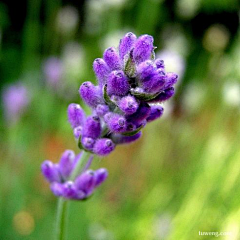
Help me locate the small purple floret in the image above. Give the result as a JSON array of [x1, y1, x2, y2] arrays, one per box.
[[147, 105, 164, 122], [118, 95, 139, 115], [107, 70, 130, 96], [41, 161, 61, 183], [81, 137, 95, 151], [59, 150, 75, 179], [133, 35, 154, 64], [74, 126, 83, 139], [95, 168, 108, 186], [93, 58, 110, 87], [119, 32, 137, 61], [82, 115, 102, 139], [79, 82, 103, 108], [93, 138, 115, 156], [68, 103, 85, 128], [103, 47, 122, 71], [104, 113, 127, 133], [148, 87, 175, 103]]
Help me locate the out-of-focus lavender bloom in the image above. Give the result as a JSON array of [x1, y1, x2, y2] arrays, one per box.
[[41, 150, 108, 200], [2, 83, 30, 124], [67, 32, 179, 156], [43, 57, 63, 89]]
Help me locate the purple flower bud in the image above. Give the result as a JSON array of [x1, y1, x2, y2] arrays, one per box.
[[62, 181, 78, 199], [107, 70, 130, 96], [50, 182, 63, 196], [81, 137, 95, 151], [74, 126, 83, 139], [118, 95, 139, 115], [75, 170, 96, 195], [93, 58, 110, 87], [145, 72, 166, 94], [146, 105, 164, 122], [41, 160, 61, 183], [68, 103, 85, 128], [155, 59, 165, 69], [137, 60, 156, 81], [93, 138, 115, 156], [58, 150, 75, 179], [43, 57, 63, 88], [119, 32, 137, 60], [3, 83, 30, 124], [95, 104, 110, 117], [94, 168, 108, 186], [112, 131, 142, 144], [79, 82, 103, 108], [148, 87, 175, 103], [82, 115, 101, 139], [164, 73, 178, 89], [127, 102, 151, 124], [133, 35, 154, 64], [104, 113, 127, 133], [103, 47, 122, 71]]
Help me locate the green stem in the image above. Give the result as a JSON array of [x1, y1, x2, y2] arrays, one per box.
[[55, 198, 68, 240], [55, 151, 92, 240], [70, 151, 92, 181]]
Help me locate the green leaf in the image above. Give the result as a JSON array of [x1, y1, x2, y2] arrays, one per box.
[[122, 124, 144, 136], [103, 84, 117, 108], [130, 88, 160, 101]]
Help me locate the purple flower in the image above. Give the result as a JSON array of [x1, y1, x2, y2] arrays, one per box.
[[119, 32, 137, 61], [41, 149, 108, 200], [41, 160, 61, 183], [148, 87, 175, 103], [103, 47, 122, 71], [147, 105, 164, 122], [58, 150, 75, 179], [107, 70, 130, 96], [133, 35, 154, 64], [43, 57, 63, 88], [81, 137, 96, 151], [93, 58, 110, 87], [104, 113, 127, 133], [111, 131, 142, 144], [66, 32, 178, 156], [2, 83, 30, 124], [118, 95, 139, 115], [82, 115, 102, 139], [93, 138, 115, 156], [68, 103, 86, 128], [79, 82, 103, 108]]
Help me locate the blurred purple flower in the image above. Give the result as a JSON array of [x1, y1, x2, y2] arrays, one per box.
[[43, 57, 63, 89], [41, 150, 108, 200], [2, 83, 30, 124]]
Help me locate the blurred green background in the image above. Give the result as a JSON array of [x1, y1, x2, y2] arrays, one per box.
[[0, 0, 240, 239]]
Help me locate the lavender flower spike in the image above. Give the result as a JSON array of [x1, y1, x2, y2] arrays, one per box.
[[3, 83, 30, 124], [66, 32, 179, 156], [41, 150, 108, 200]]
